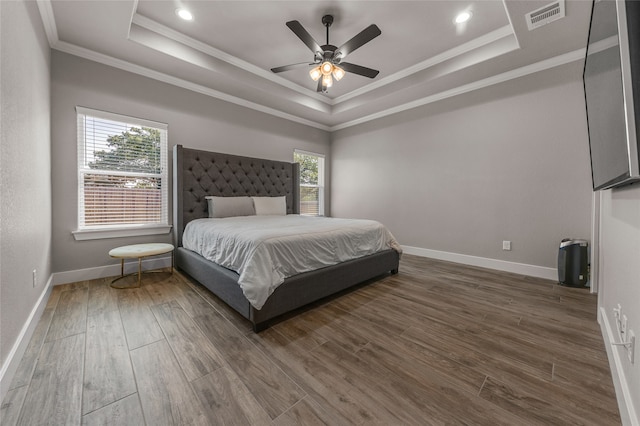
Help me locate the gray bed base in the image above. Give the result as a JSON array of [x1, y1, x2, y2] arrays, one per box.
[[177, 247, 399, 331], [173, 144, 400, 332]]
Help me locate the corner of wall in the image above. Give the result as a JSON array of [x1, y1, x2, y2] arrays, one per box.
[[0, 276, 54, 403]]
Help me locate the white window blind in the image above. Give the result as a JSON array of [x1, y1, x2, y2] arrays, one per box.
[[294, 150, 325, 216], [76, 107, 168, 230]]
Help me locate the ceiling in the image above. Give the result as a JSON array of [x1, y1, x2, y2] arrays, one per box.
[[38, 1, 593, 131]]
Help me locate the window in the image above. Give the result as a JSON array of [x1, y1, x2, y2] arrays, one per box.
[[294, 150, 325, 216], [74, 107, 169, 240]]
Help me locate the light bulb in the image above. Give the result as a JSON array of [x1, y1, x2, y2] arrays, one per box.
[[309, 66, 322, 81], [321, 61, 333, 76], [176, 8, 193, 21], [322, 74, 333, 88], [332, 66, 345, 81], [455, 11, 472, 24]]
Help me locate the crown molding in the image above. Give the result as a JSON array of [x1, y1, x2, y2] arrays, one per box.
[[52, 40, 331, 131], [330, 47, 586, 131], [48, 37, 586, 134], [501, 0, 521, 50], [37, 0, 586, 134], [131, 12, 518, 110], [131, 13, 331, 105], [127, 0, 139, 40], [36, 0, 59, 47], [331, 0, 515, 104], [333, 24, 516, 104]]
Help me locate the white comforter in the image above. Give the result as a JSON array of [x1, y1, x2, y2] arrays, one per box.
[[182, 215, 401, 310]]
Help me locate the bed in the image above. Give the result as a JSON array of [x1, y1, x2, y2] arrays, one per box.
[[173, 145, 400, 331]]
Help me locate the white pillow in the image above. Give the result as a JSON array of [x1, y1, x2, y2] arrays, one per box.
[[205, 196, 255, 218], [252, 196, 286, 215]]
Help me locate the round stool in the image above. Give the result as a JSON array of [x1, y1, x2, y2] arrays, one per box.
[[109, 243, 174, 288]]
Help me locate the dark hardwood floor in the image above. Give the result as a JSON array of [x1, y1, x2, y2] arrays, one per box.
[[0, 255, 620, 425]]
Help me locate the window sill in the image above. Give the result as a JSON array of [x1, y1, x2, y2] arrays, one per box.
[[72, 225, 172, 241]]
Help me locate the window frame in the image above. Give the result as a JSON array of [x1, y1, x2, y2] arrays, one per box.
[[294, 149, 325, 216], [72, 107, 171, 241]]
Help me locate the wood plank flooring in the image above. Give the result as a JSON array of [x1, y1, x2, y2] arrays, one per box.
[[0, 255, 620, 425]]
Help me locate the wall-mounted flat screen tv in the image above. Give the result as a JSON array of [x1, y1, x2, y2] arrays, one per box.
[[583, 0, 640, 190]]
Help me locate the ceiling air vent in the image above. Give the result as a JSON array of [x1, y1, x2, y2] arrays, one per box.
[[525, 0, 565, 31]]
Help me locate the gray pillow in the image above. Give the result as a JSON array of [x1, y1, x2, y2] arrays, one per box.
[[205, 196, 255, 218], [252, 196, 286, 215]]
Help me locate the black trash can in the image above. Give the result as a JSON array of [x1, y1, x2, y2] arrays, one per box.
[[557, 239, 589, 287]]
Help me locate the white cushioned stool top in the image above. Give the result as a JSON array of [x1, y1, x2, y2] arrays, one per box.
[[109, 243, 174, 258]]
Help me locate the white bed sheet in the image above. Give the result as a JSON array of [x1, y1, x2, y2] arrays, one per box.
[[182, 215, 401, 309]]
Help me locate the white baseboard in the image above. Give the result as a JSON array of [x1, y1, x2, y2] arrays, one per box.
[[401, 245, 557, 281], [0, 274, 54, 404], [51, 256, 173, 285], [599, 307, 639, 426]]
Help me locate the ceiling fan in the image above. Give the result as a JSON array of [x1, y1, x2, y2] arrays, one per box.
[[271, 15, 381, 93]]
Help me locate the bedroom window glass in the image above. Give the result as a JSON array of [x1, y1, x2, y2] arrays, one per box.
[[75, 107, 169, 239], [294, 150, 325, 216]]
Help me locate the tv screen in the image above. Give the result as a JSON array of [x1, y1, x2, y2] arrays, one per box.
[[583, 0, 640, 190]]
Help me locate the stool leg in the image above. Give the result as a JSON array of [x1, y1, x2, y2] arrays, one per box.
[[171, 251, 174, 274], [120, 259, 124, 277], [137, 257, 142, 287]]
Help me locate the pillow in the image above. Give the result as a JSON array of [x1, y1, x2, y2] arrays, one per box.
[[252, 196, 286, 216], [205, 196, 255, 218]]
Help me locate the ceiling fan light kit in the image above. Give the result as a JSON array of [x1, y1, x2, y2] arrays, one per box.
[[309, 61, 344, 86], [321, 61, 333, 75], [271, 14, 381, 93], [322, 74, 333, 88], [333, 65, 345, 81], [309, 66, 322, 81]]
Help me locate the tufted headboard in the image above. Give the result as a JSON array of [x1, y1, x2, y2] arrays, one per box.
[[173, 145, 300, 247]]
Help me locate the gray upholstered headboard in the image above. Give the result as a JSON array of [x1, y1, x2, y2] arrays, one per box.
[[173, 145, 300, 247]]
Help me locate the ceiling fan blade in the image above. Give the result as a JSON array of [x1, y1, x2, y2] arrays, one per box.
[[286, 20, 323, 55], [340, 62, 380, 78], [317, 78, 324, 92], [271, 62, 312, 73], [336, 24, 381, 59]]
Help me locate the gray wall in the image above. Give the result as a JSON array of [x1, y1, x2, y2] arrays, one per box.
[[598, 186, 640, 422], [50, 51, 331, 273], [0, 1, 52, 369], [5, 17, 640, 418], [331, 62, 593, 269]]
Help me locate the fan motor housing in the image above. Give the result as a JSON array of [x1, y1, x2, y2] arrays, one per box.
[[321, 45, 338, 61]]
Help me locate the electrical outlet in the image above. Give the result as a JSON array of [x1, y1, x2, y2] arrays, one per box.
[[502, 241, 511, 251], [621, 315, 628, 340], [32, 269, 37, 288], [614, 304, 622, 328], [628, 330, 635, 364]]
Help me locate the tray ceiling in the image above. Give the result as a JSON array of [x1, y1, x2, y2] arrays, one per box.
[[39, 1, 593, 131]]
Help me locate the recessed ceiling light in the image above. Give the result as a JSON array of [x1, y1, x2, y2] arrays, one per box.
[[176, 8, 193, 21], [455, 11, 472, 24]]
